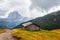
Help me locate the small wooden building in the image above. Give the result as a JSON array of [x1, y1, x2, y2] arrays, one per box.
[[22, 22, 40, 31]]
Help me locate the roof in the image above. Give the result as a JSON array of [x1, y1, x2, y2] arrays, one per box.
[[22, 22, 33, 27], [22, 22, 40, 27]]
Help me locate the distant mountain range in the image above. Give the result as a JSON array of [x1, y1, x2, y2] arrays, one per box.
[[15, 10, 60, 30], [0, 11, 29, 29]]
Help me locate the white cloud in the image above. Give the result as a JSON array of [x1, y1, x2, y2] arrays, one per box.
[[0, 0, 60, 19], [0, 0, 32, 18], [48, 6, 60, 13], [0, 0, 46, 18], [30, 8, 46, 18]]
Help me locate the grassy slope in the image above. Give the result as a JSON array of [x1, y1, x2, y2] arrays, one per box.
[[12, 28, 60, 40], [0, 29, 6, 34]]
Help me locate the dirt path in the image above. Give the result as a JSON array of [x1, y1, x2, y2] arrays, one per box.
[[0, 30, 17, 40]]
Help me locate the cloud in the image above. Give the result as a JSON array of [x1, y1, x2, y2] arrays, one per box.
[[30, 8, 47, 18], [30, 0, 59, 11], [30, 0, 60, 18], [48, 6, 60, 13], [0, 0, 60, 19], [0, 0, 32, 18]]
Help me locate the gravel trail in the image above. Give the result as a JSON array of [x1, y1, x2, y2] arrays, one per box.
[[0, 30, 17, 40]]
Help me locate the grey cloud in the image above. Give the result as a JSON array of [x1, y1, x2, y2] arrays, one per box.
[[0, 0, 5, 3], [0, 9, 7, 16], [30, 0, 60, 11]]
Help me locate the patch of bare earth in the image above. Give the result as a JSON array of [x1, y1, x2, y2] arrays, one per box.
[[0, 29, 18, 40]]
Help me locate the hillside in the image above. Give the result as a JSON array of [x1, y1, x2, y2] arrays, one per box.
[[12, 28, 60, 40], [15, 10, 60, 30], [31, 11, 60, 30], [0, 29, 60, 40]]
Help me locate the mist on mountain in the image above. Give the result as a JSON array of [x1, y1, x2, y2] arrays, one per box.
[[31, 10, 60, 30], [0, 11, 30, 29], [15, 10, 60, 30]]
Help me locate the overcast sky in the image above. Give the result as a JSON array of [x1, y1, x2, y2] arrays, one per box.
[[0, 0, 60, 18]]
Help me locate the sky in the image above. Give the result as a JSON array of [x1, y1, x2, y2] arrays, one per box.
[[0, 0, 60, 18]]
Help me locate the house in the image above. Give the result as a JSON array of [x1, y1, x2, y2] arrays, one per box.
[[22, 22, 40, 31]]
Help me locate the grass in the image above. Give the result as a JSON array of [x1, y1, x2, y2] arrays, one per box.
[[12, 28, 60, 40], [0, 29, 6, 34]]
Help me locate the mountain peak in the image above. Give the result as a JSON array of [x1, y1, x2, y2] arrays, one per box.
[[7, 11, 23, 20]]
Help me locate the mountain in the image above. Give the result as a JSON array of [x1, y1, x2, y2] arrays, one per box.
[[7, 11, 23, 21], [31, 11, 60, 30], [15, 10, 60, 30], [0, 11, 29, 29]]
